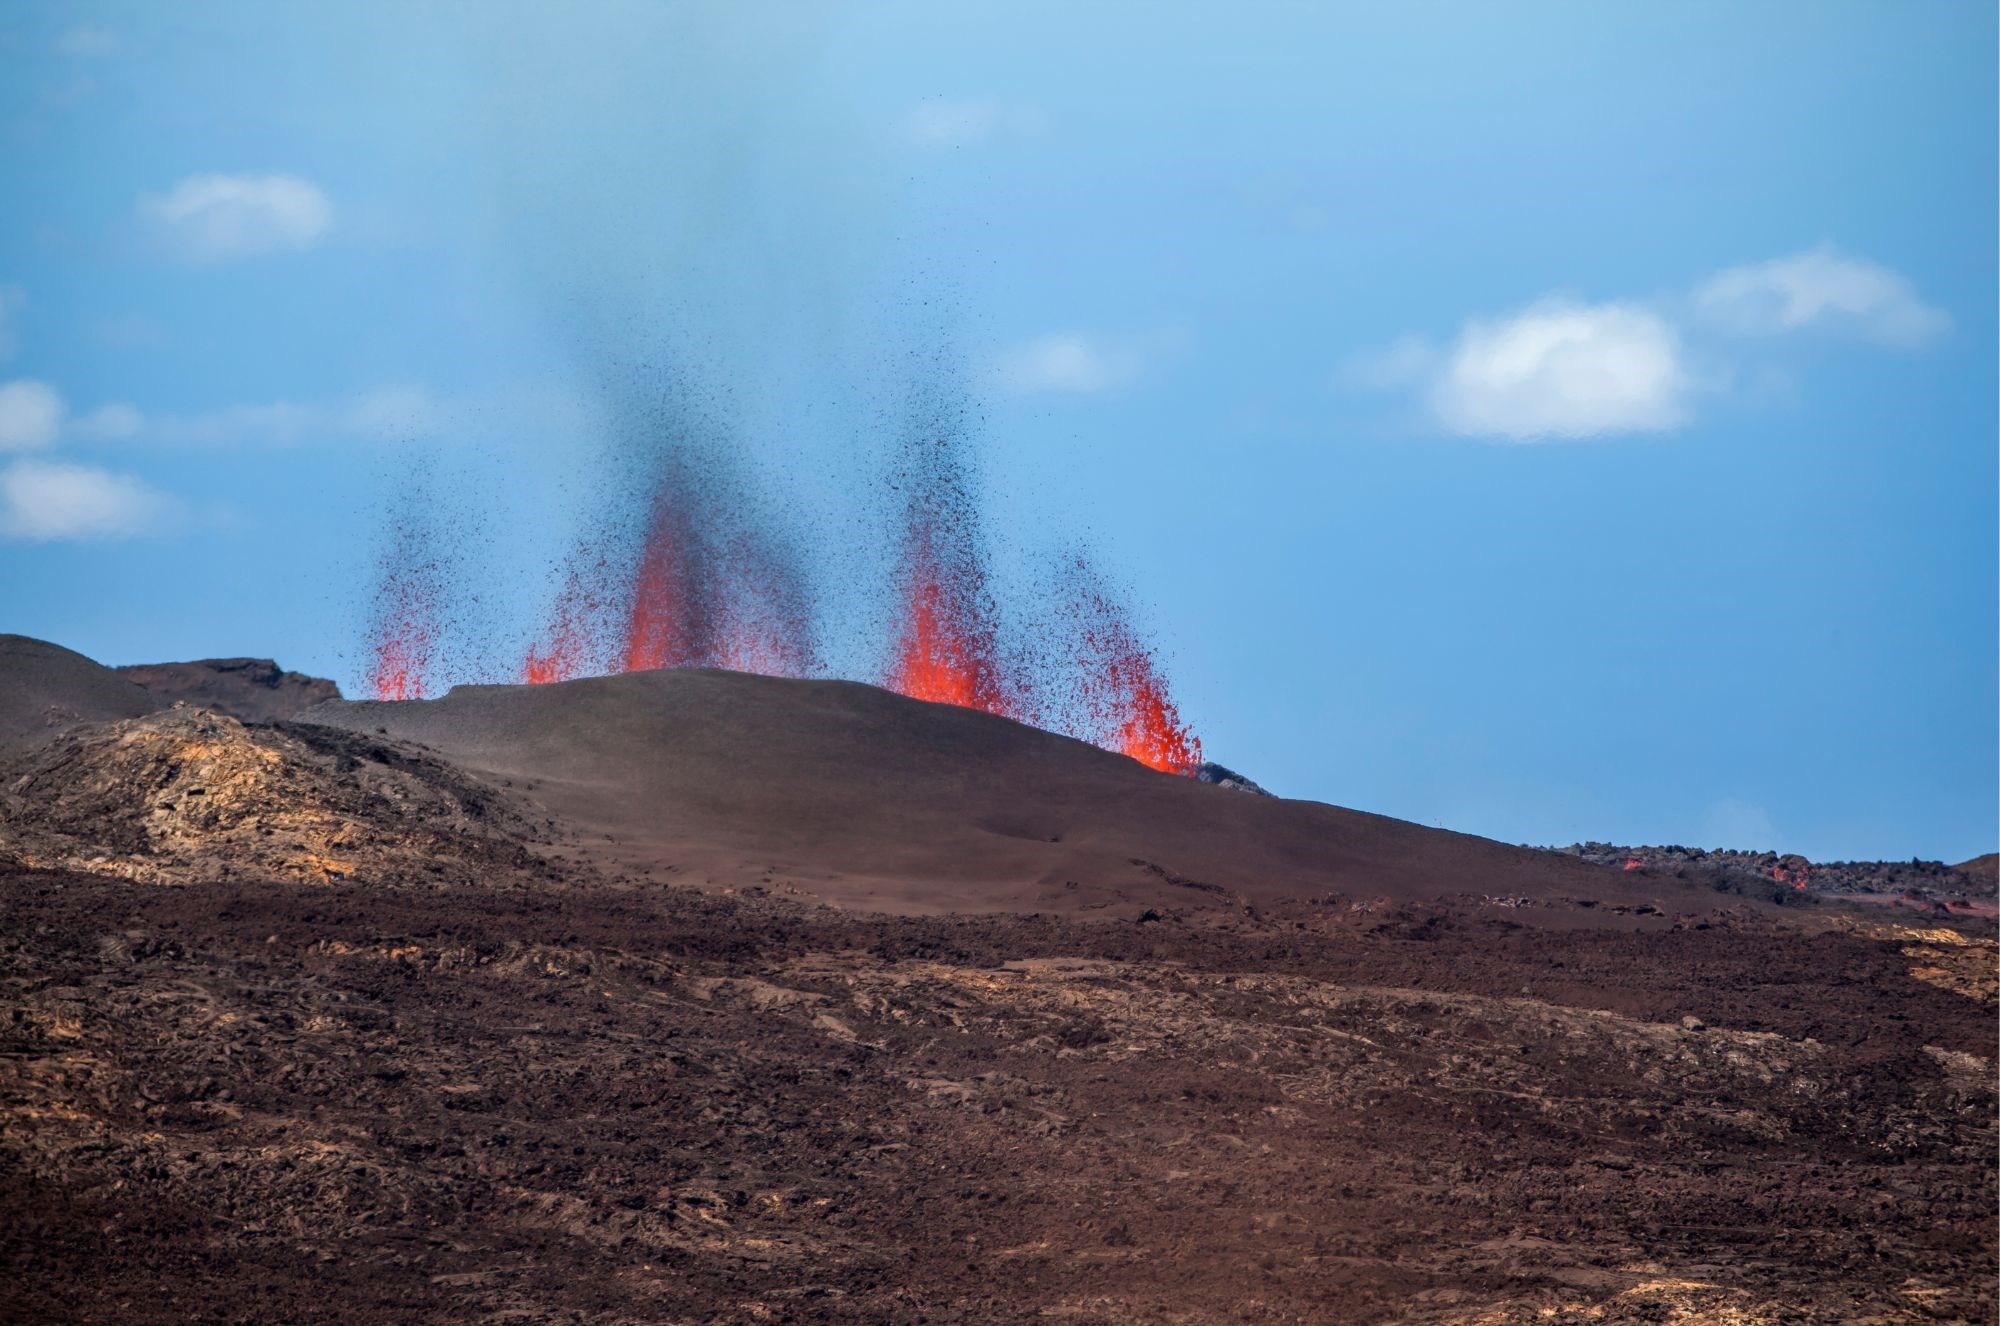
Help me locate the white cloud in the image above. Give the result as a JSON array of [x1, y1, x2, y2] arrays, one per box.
[[0, 284, 23, 359], [140, 173, 333, 262], [1344, 246, 1943, 441], [0, 458, 175, 541], [0, 379, 65, 451], [1428, 299, 1690, 440], [1694, 244, 1949, 349], [985, 329, 1185, 397], [89, 384, 446, 446], [54, 25, 120, 58]]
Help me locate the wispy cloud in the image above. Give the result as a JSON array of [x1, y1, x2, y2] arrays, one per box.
[[2, 378, 454, 451], [0, 458, 178, 541], [984, 328, 1186, 397], [140, 173, 333, 262], [1692, 244, 1950, 349], [81, 384, 446, 446], [0, 379, 65, 451], [1341, 246, 1945, 442]]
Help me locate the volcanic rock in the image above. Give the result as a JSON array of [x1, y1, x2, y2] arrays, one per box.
[[299, 668, 1669, 917], [1195, 760, 1270, 795], [1, 866, 1991, 1323], [116, 656, 342, 723], [0, 705, 558, 888], [0, 634, 161, 755], [1559, 840, 1997, 909], [1, 638, 1994, 1322]]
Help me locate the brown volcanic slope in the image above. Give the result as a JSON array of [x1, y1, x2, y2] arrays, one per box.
[[116, 656, 340, 723], [301, 669, 1657, 918], [2, 642, 1994, 1321], [0, 634, 162, 754]]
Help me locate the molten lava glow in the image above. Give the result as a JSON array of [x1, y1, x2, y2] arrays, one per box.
[[888, 554, 1010, 715], [623, 496, 702, 674], [522, 557, 608, 686], [1063, 568, 1203, 776], [370, 630, 430, 701], [1622, 857, 1644, 872], [1110, 655, 1203, 774], [1769, 862, 1812, 891], [366, 528, 442, 702], [366, 401, 1202, 770]]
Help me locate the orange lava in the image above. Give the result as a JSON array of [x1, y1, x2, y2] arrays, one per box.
[[369, 631, 430, 701], [366, 530, 440, 702], [522, 555, 609, 685], [1622, 857, 1644, 872], [1063, 565, 1202, 775], [623, 495, 703, 674], [1110, 653, 1203, 774], [1769, 861, 1812, 890], [888, 547, 1009, 715]]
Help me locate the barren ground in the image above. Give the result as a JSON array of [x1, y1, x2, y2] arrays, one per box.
[[3, 870, 1991, 1324]]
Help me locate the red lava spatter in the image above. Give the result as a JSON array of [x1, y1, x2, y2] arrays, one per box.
[[522, 550, 616, 685], [623, 483, 713, 674], [883, 390, 1018, 719], [709, 528, 817, 679], [366, 504, 446, 702], [1054, 556, 1203, 775], [520, 437, 816, 684], [379, 375, 1200, 771]]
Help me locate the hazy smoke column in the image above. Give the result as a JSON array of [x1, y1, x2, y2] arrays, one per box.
[[366, 478, 446, 701], [883, 376, 1018, 718]]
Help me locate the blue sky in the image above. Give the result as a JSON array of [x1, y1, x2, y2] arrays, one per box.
[[1, 1, 1993, 861]]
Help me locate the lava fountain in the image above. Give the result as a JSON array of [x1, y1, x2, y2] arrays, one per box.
[[1056, 556, 1203, 775], [521, 548, 614, 685], [366, 489, 445, 701], [371, 376, 1204, 775], [883, 389, 1017, 718]]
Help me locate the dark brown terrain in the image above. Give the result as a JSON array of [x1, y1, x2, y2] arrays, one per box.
[[116, 656, 343, 724], [1, 638, 1994, 1323], [295, 670, 1653, 918]]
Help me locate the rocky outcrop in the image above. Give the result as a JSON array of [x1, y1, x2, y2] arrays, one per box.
[[1194, 760, 1271, 795], [0, 706, 559, 888], [117, 657, 342, 723]]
